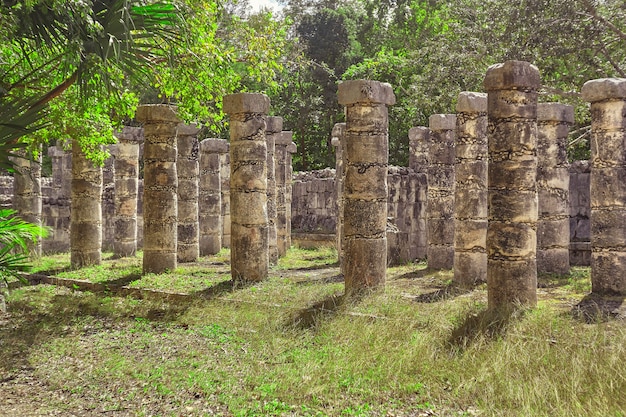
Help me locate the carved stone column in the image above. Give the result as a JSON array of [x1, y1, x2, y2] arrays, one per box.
[[582, 78, 626, 295], [286, 138, 297, 251], [176, 123, 200, 263], [223, 93, 270, 282], [454, 92, 488, 286], [199, 138, 228, 255], [276, 131, 293, 256], [220, 148, 231, 249], [331, 123, 346, 272], [113, 127, 140, 258], [266, 117, 282, 264], [136, 104, 180, 274], [338, 80, 395, 295], [11, 149, 42, 256], [484, 60, 540, 309], [537, 103, 573, 274], [427, 114, 456, 270], [408, 126, 429, 174], [71, 141, 103, 268]]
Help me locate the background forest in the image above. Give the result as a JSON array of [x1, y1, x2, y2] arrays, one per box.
[[2, 0, 626, 171]]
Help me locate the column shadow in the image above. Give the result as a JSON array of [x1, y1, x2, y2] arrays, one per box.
[[572, 294, 626, 323], [287, 294, 344, 329], [447, 308, 518, 352]]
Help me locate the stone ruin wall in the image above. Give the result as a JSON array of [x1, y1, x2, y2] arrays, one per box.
[[292, 162, 591, 266]]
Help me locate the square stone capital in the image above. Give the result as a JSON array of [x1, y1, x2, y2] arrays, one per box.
[[135, 104, 180, 123], [266, 116, 284, 134], [276, 131, 293, 146], [223, 93, 270, 114], [456, 91, 487, 113], [408, 126, 429, 141], [429, 114, 457, 131], [537, 103, 574, 123], [200, 138, 229, 154], [331, 123, 346, 142], [177, 122, 200, 136], [483, 60, 541, 91], [581, 78, 626, 103], [338, 80, 396, 106]]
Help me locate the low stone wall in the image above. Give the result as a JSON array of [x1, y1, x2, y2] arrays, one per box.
[[292, 168, 337, 235]]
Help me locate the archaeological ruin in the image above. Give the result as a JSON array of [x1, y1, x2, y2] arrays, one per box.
[[3, 60, 626, 308]]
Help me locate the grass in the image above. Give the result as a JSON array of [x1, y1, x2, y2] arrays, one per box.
[[1, 248, 626, 416]]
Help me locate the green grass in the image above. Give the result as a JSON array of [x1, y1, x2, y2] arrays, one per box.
[[2, 248, 626, 416]]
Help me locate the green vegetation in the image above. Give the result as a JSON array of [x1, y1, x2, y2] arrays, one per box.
[[2, 247, 625, 416]]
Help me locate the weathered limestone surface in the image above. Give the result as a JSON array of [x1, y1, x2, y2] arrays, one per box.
[[136, 104, 180, 274], [582, 77, 626, 294], [569, 160, 591, 266], [224, 93, 270, 282], [199, 138, 228, 255], [286, 138, 297, 251], [220, 149, 231, 248], [71, 140, 103, 268], [338, 80, 395, 294], [331, 123, 346, 272], [484, 60, 540, 309], [43, 145, 71, 253], [427, 114, 456, 270], [113, 127, 140, 258], [266, 116, 282, 264], [454, 92, 488, 286], [176, 123, 200, 263], [11, 149, 43, 256], [537, 103, 573, 274], [276, 131, 295, 256], [408, 126, 429, 174]]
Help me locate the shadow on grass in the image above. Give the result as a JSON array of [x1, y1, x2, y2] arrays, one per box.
[[413, 285, 472, 303], [447, 308, 519, 352], [394, 267, 436, 280], [283, 262, 340, 272], [572, 293, 626, 323], [192, 279, 245, 300], [288, 294, 344, 329], [293, 274, 344, 286]]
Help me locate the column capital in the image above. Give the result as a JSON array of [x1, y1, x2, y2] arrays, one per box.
[[408, 126, 429, 141], [266, 116, 283, 134], [276, 131, 293, 146], [429, 114, 456, 131], [456, 91, 487, 113], [200, 138, 229, 154], [338, 80, 395, 106], [537, 103, 574, 123], [135, 104, 180, 123], [483, 60, 540, 91], [177, 122, 200, 136], [581, 78, 626, 103], [223, 93, 270, 114]]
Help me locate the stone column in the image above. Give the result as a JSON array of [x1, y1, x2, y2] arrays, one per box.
[[427, 114, 456, 270], [101, 145, 116, 251], [453, 92, 488, 286], [176, 123, 200, 263], [408, 126, 429, 174], [266, 117, 282, 264], [484, 60, 540, 309], [70, 141, 103, 268], [135, 104, 180, 274], [338, 80, 395, 295], [582, 78, 626, 295], [44, 145, 71, 253], [220, 149, 231, 248], [223, 93, 270, 282], [199, 138, 228, 255], [276, 131, 292, 256], [11, 149, 43, 256], [537, 103, 573, 275], [113, 128, 140, 258], [285, 137, 296, 252], [331, 123, 346, 271]]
